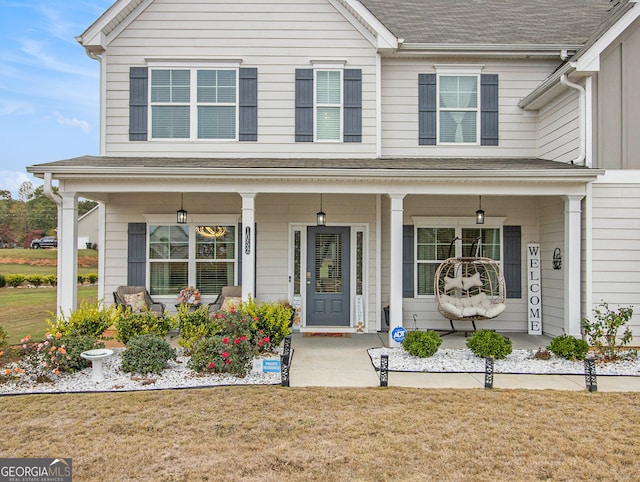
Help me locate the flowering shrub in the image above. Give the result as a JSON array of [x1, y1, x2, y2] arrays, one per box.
[[9, 333, 104, 383], [190, 308, 255, 376], [177, 286, 201, 305]]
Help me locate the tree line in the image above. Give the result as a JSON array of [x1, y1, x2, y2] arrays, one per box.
[[0, 181, 97, 248]]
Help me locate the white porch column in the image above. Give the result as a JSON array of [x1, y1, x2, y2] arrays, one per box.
[[563, 195, 584, 336], [241, 193, 257, 301], [58, 192, 79, 317], [389, 194, 405, 347]]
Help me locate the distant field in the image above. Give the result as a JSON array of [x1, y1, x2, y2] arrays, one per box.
[[0, 248, 98, 276], [0, 249, 100, 344]]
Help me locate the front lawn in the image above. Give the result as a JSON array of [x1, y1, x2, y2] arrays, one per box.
[[0, 286, 98, 345]]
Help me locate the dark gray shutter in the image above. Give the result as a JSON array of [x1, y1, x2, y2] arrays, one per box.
[[481, 74, 499, 146], [129, 67, 148, 141], [403, 225, 414, 298], [127, 223, 146, 285], [418, 74, 436, 145], [239, 68, 257, 141], [343, 69, 362, 142], [503, 225, 521, 298], [295, 69, 313, 142]]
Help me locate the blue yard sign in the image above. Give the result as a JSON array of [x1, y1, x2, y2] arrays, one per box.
[[391, 326, 407, 343]]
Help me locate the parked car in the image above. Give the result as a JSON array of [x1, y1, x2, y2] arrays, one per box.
[[31, 236, 58, 249]]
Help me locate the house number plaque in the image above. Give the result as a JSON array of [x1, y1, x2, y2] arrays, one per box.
[[245, 226, 251, 255]]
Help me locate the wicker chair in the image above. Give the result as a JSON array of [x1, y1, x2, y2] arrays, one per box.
[[208, 286, 242, 312], [113, 286, 166, 317]]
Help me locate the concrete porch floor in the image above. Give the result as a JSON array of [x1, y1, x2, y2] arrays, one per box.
[[287, 332, 640, 392]]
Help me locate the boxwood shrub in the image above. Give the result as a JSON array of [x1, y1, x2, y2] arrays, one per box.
[[121, 334, 176, 374], [402, 330, 442, 358], [466, 329, 513, 359], [547, 334, 590, 361]]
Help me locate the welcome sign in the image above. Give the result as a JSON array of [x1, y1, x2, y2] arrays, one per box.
[[527, 243, 542, 335]]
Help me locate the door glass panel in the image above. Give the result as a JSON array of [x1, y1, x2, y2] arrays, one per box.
[[315, 233, 342, 293], [293, 230, 301, 295]]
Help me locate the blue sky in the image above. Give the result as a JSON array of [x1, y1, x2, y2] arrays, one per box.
[[0, 0, 113, 197]]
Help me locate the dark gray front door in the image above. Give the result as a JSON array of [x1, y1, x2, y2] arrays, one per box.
[[306, 226, 350, 326]]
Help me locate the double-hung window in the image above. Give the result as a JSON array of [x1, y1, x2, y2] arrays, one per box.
[[416, 224, 501, 296], [148, 223, 236, 297], [438, 75, 479, 143], [315, 70, 342, 141], [150, 67, 238, 140]]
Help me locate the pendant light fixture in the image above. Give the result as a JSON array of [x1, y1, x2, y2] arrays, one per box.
[[475, 195, 485, 225], [316, 193, 326, 226], [177, 193, 188, 224]]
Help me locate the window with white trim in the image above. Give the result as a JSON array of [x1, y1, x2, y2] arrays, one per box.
[[438, 74, 479, 144], [150, 68, 238, 140], [148, 224, 236, 296], [416, 226, 501, 295], [315, 70, 342, 141]]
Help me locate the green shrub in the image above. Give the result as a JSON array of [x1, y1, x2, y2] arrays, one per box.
[[583, 302, 634, 360], [47, 300, 117, 338], [86, 273, 99, 284], [115, 309, 175, 344], [26, 274, 44, 287], [44, 274, 57, 286], [77, 274, 86, 284], [177, 304, 216, 352], [6, 274, 25, 288], [121, 334, 176, 374], [0, 324, 7, 350], [242, 297, 292, 350], [402, 330, 442, 358], [466, 329, 512, 360], [547, 334, 590, 361], [0, 274, 5, 288]]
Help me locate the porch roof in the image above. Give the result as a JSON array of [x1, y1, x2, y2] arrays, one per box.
[[28, 156, 602, 180]]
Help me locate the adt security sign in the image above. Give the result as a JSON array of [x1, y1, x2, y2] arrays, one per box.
[[391, 326, 407, 343]]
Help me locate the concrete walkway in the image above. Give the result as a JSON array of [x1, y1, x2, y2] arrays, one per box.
[[288, 332, 640, 392]]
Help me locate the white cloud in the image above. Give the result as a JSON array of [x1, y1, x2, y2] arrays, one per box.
[[0, 99, 34, 116], [0, 170, 38, 198], [19, 38, 97, 78], [54, 112, 90, 133]]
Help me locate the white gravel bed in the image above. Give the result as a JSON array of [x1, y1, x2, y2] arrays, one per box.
[[368, 347, 640, 376], [0, 349, 282, 395]]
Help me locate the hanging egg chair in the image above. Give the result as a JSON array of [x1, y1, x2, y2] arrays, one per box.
[[434, 237, 506, 334]]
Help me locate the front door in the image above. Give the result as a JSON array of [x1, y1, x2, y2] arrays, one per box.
[[306, 226, 350, 326]]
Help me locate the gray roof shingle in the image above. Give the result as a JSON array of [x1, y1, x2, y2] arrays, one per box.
[[359, 0, 618, 45]]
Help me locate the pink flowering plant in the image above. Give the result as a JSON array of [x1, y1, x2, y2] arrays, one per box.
[[189, 308, 255, 377], [9, 333, 104, 384]]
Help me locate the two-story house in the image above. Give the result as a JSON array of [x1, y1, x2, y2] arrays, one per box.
[[28, 0, 640, 346]]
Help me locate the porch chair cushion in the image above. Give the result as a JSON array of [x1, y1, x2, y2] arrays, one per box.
[[123, 291, 146, 313], [208, 286, 242, 312], [113, 286, 166, 317]]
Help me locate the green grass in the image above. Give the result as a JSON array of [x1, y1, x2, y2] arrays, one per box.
[[0, 264, 97, 276], [0, 286, 98, 345]]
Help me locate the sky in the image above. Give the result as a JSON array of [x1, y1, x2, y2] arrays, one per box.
[[0, 0, 113, 198]]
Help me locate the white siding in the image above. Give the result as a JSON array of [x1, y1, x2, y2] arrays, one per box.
[[538, 197, 565, 336], [537, 89, 580, 163], [380, 58, 559, 158], [590, 181, 640, 334], [103, 0, 378, 158]]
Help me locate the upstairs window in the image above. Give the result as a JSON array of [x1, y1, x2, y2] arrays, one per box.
[[150, 68, 238, 140], [418, 70, 498, 146], [315, 70, 342, 141], [438, 75, 478, 144]]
